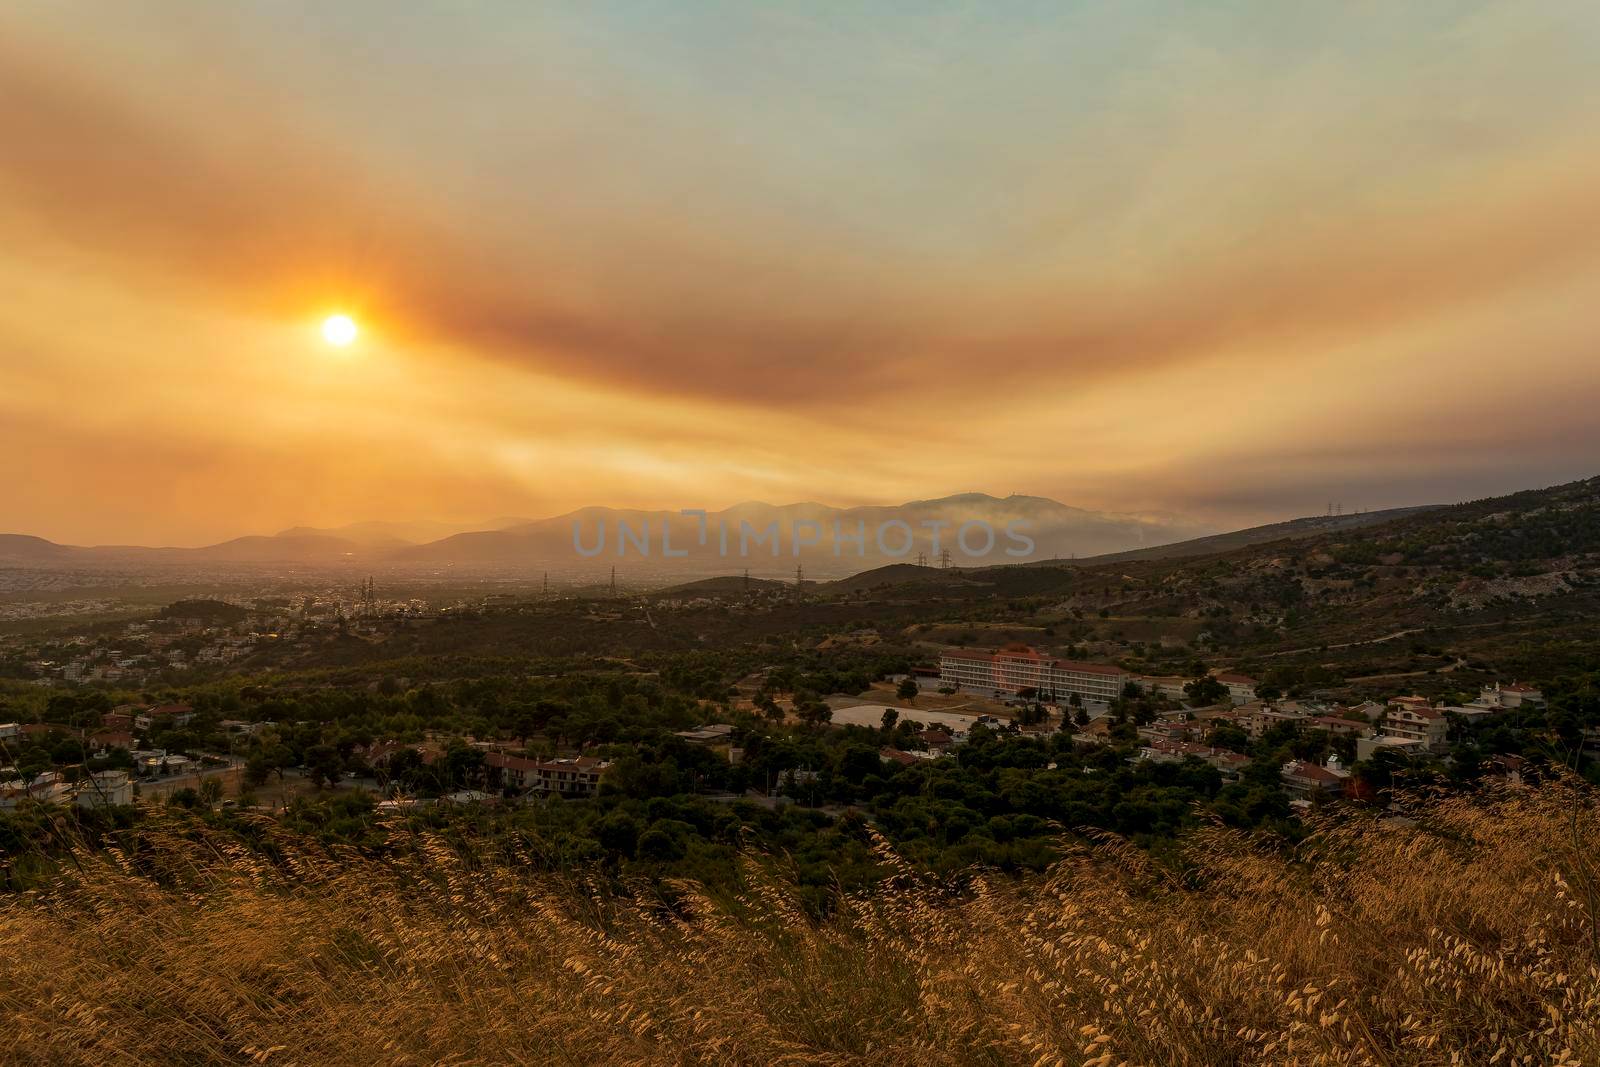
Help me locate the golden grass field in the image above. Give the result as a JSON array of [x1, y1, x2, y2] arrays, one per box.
[[3, 782, 1599, 1065]]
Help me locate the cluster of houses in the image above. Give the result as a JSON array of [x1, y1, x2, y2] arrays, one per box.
[[354, 737, 615, 800], [7, 591, 439, 690], [1075, 681, 1548, 804]]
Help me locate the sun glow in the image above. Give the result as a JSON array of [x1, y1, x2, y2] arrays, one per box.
[[321, 314, 358, 346]]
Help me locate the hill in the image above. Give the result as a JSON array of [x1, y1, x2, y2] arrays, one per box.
[[1060, 504, 1443, 564], [649, 575, 792, 597], [0, 533, 73, 563]]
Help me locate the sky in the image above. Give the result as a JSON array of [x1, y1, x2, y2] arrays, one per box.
[[3, 1, 1599, 546]]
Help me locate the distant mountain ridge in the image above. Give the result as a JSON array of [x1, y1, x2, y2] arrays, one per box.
[[388, 495, 1215, 571], [0, 494, 1213, 573]]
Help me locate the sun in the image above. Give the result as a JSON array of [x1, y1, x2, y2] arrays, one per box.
[[321, 314, 358, 347]]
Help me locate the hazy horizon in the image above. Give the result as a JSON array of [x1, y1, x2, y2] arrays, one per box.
[[6, 2, 1599, 545], [1, 486, 1456, 551]]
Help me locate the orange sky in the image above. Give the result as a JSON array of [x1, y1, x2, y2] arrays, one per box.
[[3, 2, 1599, 546]]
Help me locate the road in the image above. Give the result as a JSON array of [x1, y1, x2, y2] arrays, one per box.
[[1257, 627, 1427, 660]]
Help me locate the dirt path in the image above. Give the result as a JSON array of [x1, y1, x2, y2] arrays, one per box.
[[1259, 627, 1427, 659]]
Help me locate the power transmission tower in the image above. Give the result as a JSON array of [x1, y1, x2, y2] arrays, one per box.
[[915, 551, 927, 567], [609, 566, 616, 597], [939, 548, 951, 569]]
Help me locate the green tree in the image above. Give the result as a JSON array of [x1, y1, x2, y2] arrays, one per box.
[[1184, 675, 1229, 707], [305, 745, 343, 789]]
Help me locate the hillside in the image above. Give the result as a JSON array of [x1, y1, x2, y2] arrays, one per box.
[[1061, 504, 1443, 565], [649, 575, 791, 597]]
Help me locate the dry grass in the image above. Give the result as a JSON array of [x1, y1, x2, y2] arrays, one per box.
[[4, 783, 1600, 1065]]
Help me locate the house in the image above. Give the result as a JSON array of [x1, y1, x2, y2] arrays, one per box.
[[1137, 718, 1195, 743], [1476, 683, 1545, 710], [0, 770, 74, 809], [1437, 705, 1497, 724], [1343, 701, 1387, 722], [1356, 733, 1427, 761], [1213, 673, 1258, 705], [1306, 715, 1368, 737], [1379, 702, 1450, 753], [0, 723, 23, 740], [89, 730, 134, 753], [675, 724, 735, 745], [1281, 757, 1349, 797], [1135, 675, 1191, 701], [484, 752, 608, 796], [1239, 702, 1312, 738], [75, 770, 134, 808], [1487, 754, 1528, 786], [917, 728, 956, 755], [1136, 739, 1250, 776], [879, 747, 921, 768], [440, 789, 494, 805], [103, 710, 137, 731], [134, 704, 194, 731]]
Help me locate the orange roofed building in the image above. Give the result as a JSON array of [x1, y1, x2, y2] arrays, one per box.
[[484, 752, 608, 797], [939, 645, 1129, 703]]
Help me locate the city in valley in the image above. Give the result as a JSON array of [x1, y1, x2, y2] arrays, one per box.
[[4, 478, 1594, 832]]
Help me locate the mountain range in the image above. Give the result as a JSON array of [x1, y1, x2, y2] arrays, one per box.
[[0, 495, 1216, 574]]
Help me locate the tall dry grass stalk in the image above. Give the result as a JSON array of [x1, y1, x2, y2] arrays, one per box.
[[3, 781, 1599, 1065]]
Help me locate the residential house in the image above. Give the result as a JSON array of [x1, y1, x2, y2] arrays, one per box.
[[1238, 701, 1312, 739], [1476, 683, 1545, 710], [484, 752, 607, 796], [0, 770, 74, 809], [76, 770, 134, 808], [1487, 754, 1528, 786], [1281, 757, 1350, 798], [1306, 715, 1369, 737], [675, 724, 735, 745], [1137, 718, 1196, 744], [89, 730, 134, 753], [134, 704, 195, 731], [1356, 733, 1427, 761], [1214, 672, 1258, 704], [1136, 739, 1250, 777], [1379, 702, 1450, 753]]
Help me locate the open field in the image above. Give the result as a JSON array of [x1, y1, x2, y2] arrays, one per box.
[[826, 700, 984, 732]]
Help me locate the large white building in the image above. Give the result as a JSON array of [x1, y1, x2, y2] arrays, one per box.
[[940, 646, 1129, 703]]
